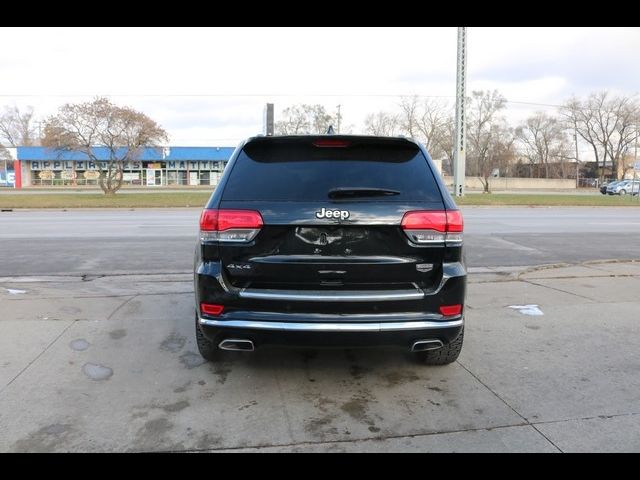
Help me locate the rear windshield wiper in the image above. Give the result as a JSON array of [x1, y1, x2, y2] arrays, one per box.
[[328, 187, 401, 199]]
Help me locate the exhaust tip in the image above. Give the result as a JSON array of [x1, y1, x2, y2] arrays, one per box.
[[218, 339, 255, 352], [411, 339, 443, 352]]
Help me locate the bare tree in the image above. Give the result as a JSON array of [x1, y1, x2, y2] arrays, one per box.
[[0, 106, 39, 146], [467, 90, 510, 193], [396, 96, 455, 171], [437, 116, 456, 175], [364, 111, 400, 136], [275, 104, 336, 135], [398, 97, 451, 152], [414, 99, 450, 156], [42, 97, 168, 195], [399, 96, 420, 138], [516, 112, 571, 178], [563, 92, 640, 180]]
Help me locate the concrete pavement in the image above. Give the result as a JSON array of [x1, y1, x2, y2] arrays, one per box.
[[1, 261, 639, 452]]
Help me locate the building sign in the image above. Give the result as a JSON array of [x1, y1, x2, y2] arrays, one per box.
[[31, 160, 144, 171], [0, 172, 15, 187], [37, 170, 54, 180], [165, 161, 223, 170], [123, 172, 140, 181], [30, 159, 224, 171], [167, 161, 188, 170], [83, 171, 100, 180], [61, 171, 77, 180]]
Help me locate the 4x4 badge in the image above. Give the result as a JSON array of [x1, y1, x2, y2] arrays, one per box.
[[315, 207, 350, 220]]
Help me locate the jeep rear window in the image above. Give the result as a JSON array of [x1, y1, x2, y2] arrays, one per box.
[[222, 141, 442, 202]]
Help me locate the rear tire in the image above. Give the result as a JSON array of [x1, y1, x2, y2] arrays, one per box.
[[195, 314, 218, 362], [414, 328, 464, 365], [619, 189, 627, 195]]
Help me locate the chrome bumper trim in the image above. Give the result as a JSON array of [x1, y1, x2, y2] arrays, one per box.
[[198, 317, 463, 332], [238, 288, 425, 302]]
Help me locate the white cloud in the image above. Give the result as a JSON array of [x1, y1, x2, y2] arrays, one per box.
[[0, 27, 638, 146]]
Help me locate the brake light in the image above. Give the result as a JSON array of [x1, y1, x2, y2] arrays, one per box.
[[201, 303, 224, 316], [199, 209, 263, 243], [401, 210, 464, 244], [439, 304, 462, 316], [445, 210, 463, 232], [312, 139, 352, 148]]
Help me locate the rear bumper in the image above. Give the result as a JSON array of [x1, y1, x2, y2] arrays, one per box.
[[198, 314, 464, 348], [195, 260, 466, 315], [194, 259, 466, 349]]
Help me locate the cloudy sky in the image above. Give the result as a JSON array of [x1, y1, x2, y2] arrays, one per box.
[[0, 27, 638, 146]]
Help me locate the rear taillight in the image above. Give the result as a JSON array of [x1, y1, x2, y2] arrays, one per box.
[[199, 209, 263, 243], [439, 304, 462, 316], [401, 210, 464, 245], [201, 303, 224, 316]]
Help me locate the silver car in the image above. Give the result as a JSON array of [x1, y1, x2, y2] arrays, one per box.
[[607, 180, 640, 195]]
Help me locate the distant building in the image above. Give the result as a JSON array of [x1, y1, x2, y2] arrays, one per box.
[[13, 146, 235, 188]]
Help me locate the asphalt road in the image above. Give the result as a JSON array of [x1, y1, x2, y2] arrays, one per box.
[[1, 207, 639, 276]]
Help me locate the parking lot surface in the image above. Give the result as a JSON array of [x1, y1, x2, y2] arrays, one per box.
[[1, 261, 639, 452]]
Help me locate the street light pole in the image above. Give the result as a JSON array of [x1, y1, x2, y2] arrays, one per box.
[[453, 27, 467, 197]]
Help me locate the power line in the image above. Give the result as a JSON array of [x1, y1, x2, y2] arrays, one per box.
[[0, 93, 457, 98]]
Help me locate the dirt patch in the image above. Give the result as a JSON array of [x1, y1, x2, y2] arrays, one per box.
[[109, 329, 127, 340], [161, 332, 187, 353], [173, 381, 191, 393], [238, 400, 258, 411], [12, 423, 74, 452], [161, 400, 190, 413], [212, 362, 232, 384], [134, 417, 173, 450], [341, 397, 369, 422], [196, 433, 223, 450], [381, 371, 420, 387], [349, 364, 372, 380], [179, 351, 206, 369]]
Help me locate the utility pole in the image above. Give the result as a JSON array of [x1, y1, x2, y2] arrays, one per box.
[[634, 124, 639, 199], [574, 126, 579, 189], [336, 105, 342, 134], [634, 124, 638, 169], [264, 103, 274, 136], [453, 27, 467, 197]]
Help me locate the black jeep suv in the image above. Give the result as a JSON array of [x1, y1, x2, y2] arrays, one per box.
[[194, 135, 466, 364]]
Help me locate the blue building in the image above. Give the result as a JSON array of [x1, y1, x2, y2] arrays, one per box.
[[14, 146, 235, 188]]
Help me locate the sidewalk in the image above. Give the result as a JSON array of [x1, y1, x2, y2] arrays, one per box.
[[0, 186, 213, 195], [1, 261, 639, 452]]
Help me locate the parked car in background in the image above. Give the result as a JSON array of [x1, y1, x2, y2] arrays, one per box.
[[607, 180, 640, 195], [601, 181, 618, 195]]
